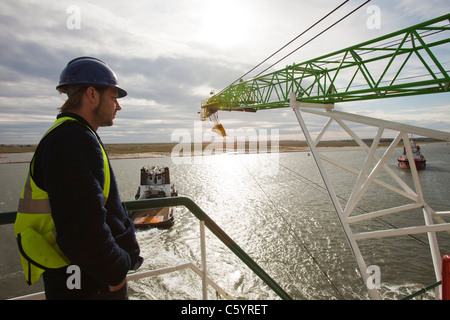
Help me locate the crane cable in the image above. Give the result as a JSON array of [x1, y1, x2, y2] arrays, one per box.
[[207, 1, 371, 137], [217, 0, 371, 96], [253, 0, 371, 78], [220, 0, 350, 94]]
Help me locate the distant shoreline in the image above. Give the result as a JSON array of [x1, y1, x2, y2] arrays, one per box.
[[0, 139, 444, 163]]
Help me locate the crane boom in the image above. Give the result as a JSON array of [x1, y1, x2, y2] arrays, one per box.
[[201, 14, 450, 121]]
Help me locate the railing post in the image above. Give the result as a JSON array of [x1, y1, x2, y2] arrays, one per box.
[[443, 255, 450, 300], [200, 220, 208, 300]]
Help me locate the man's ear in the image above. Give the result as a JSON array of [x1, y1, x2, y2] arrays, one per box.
[[85, 86, 99, 104]]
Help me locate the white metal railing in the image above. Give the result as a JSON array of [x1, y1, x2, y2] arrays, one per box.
[[9, 217, 230, 300], [7, 196, 291, 300]]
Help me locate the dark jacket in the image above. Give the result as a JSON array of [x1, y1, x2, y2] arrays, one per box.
[[32, 113, 142, 299]]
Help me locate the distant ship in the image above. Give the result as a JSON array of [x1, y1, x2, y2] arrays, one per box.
[[398, 140, 426, 170], [128, 166, 177, 229]]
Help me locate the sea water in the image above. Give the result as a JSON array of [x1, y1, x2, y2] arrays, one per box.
[[1, 143, 449, 300]]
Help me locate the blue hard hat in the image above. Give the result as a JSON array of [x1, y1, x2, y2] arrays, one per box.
[[56, 57, 127, 98]]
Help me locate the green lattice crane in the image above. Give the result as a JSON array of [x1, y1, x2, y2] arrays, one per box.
[[200, 14, 450, 135]]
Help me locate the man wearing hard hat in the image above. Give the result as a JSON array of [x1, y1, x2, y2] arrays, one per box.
[[14, 57, 143, 300]]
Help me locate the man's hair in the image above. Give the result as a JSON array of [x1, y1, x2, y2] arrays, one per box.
[[58, 86, 107, 113]]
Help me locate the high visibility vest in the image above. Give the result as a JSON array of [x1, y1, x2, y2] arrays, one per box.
[[14, 116, 111, 285]]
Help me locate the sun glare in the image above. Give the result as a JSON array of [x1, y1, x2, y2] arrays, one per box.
[[195, 1, 253, 49]]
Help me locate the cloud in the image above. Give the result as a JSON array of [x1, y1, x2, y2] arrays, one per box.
[[0, 0, 449, 144]]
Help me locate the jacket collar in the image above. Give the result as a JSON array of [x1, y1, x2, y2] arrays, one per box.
[[57, 112, 101, 141]]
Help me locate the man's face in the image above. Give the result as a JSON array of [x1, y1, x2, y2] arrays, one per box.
[[93, 87, 121, 127]]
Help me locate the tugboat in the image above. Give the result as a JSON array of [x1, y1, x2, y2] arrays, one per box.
[[129, 166, 177, 229], [398, 140, 426, 170]]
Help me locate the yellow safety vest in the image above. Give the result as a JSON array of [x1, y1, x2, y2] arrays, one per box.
[[14, 116, 111, 285]]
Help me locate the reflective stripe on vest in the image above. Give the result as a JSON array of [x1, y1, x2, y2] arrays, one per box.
[[14, 116, 111, 284]]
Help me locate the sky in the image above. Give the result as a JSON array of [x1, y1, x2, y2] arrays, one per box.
[[0, 0, 449, 145]]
